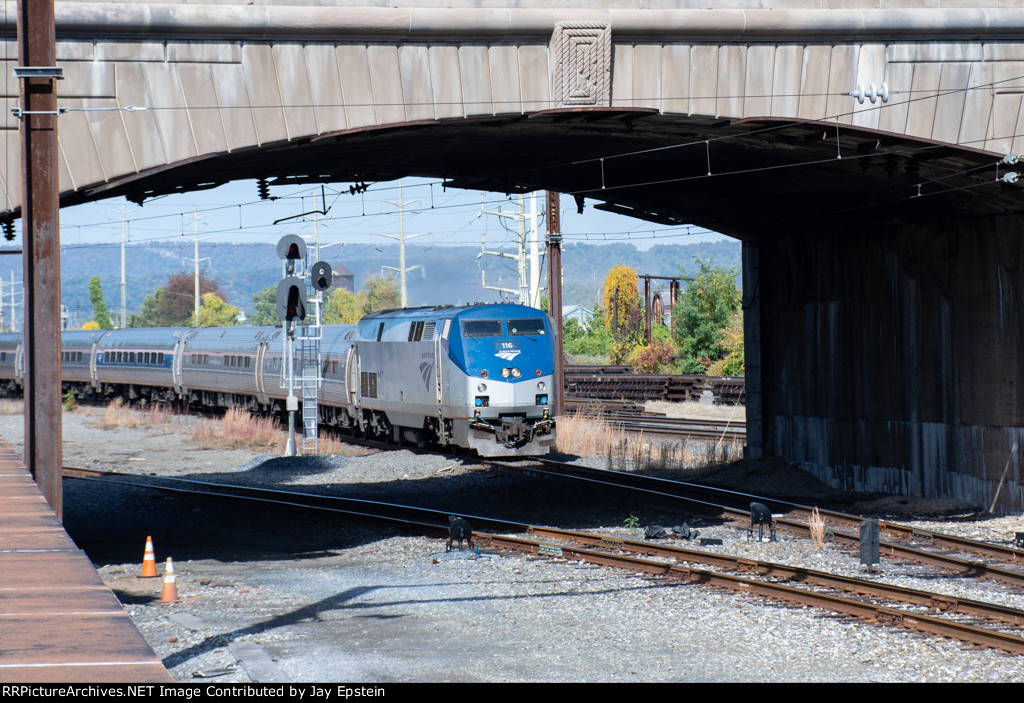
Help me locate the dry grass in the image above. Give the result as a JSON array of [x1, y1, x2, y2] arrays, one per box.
[[809, 506, 826, 550], [0, 399, 23, 415], [556, 410, 744, 473], [98, 398, 174, 430], [100, 398, 146, 429], [555, 411, 628, 458], [94, 400, 356, 455], [315, 431, 346, 455], [189, 408, 285, 451]]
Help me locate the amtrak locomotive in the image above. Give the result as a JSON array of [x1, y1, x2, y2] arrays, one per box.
[[0, 303, 557, 456]]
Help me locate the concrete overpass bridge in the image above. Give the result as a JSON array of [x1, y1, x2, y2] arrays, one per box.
[[3, 0, 1024, 510]]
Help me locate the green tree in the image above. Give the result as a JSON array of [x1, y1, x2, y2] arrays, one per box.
[[249, 286, 278, 326], [323, 288, 366, 324], [130, 273, 225, 327], [364, 277, 399, 313], [671, 259, 742, 373], [88, 276, 114, 329], [192, 292, 240, 327], [708, 309, 745, 376], [562, 316, 611, 357]]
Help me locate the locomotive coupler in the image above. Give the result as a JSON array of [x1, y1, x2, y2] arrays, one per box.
[[496, 418, 530, 448]]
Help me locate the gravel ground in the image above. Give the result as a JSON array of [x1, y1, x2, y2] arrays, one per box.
[[2, 405, 1023, 683]]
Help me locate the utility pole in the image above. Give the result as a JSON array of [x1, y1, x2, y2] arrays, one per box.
[[120, 200, 127, 328], [529, 192, 542, 308], [480, 192, 544, 306], [183, 206, 212, 323], [373, 182, 428, 307], [9, 270, 16, 333], [10, 271, 17, 332]]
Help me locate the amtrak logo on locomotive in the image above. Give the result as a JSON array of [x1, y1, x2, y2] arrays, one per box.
[[494, 340, 521, 361], [419, 361, 434, 390]]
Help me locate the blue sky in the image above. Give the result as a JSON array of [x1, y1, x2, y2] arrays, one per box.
[[48, 177, 728, 253]]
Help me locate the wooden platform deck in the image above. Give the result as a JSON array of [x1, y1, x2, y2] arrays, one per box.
[[0, 437, 171, 682]]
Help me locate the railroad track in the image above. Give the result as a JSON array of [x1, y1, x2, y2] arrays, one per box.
[[63, 463, 1024, 655], [477, 527, 1024, 655], [561, 398, 747, 439], [598, 413, 746, 440], [489, 457, 1024, 589]]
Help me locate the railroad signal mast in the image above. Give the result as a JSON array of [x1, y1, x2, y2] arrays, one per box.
[[276, 235, 333, 456]]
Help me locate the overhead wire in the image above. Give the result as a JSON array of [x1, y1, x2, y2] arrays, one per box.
[[5, 73, 1019, 253]]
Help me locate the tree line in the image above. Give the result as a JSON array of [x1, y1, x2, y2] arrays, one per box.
[[562, 259, 744, 375], [81, 261, 743, 376], [82, 273, 401, 329]]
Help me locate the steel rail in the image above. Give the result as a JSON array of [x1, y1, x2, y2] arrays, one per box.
[[476, 531, 1024, 656], [498, 458, 1024, 588], [599, 414, 746, 439], [527, 526, 1024, 627]]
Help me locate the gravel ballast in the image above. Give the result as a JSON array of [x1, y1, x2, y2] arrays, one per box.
[[2, 408, 1023, 683]]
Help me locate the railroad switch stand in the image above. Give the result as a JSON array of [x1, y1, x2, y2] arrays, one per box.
[[860, 520, 881, 570], [747, 502, 776, 542]]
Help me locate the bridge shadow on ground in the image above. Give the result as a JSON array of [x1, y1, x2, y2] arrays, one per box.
[[63, 447, 717, 568]]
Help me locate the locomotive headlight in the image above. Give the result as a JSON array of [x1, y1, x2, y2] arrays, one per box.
[[511, 367, 522, 378], [477, 383, 487, 392], [501, 368, 510, 378], [537, 381, 545, 390]]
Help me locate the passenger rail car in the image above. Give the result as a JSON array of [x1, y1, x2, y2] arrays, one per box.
[[0, 303, 557, 456]]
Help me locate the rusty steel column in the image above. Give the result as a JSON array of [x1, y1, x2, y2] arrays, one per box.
[[643, 275, 651, 344], [545, 191, 563, 419], [18, 0, 62, 519]]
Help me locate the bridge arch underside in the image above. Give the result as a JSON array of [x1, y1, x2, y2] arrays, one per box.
[[37, 112, 1024, 513], [4, 2, 1024, 510]]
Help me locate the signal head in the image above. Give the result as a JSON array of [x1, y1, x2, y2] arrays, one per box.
[[310, 261, 333, 292], [276, 235, 307, 275], [276, 276, 307, 323]]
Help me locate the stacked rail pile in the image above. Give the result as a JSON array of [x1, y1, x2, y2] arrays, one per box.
[[565, 367, 744, 405]]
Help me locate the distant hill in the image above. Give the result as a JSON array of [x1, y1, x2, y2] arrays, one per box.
[[0, 239, 741, 328]]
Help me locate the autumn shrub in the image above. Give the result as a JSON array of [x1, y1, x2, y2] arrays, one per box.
[[609, 340, 639, 365], [628, 339, 676, 373]]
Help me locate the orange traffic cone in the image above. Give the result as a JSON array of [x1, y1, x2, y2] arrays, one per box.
[[160, 557, 182, 604], [141, 536, 158, 578]]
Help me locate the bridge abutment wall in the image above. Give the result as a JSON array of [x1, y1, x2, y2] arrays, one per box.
[[749, 214, 1024, 512]]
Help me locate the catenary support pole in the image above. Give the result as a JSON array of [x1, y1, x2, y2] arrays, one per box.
[[546, 192, 563, 419]]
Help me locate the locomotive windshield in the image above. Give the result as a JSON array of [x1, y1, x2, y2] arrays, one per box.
[[462, 320, 503, 338], [507, 319, 545, 336]]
